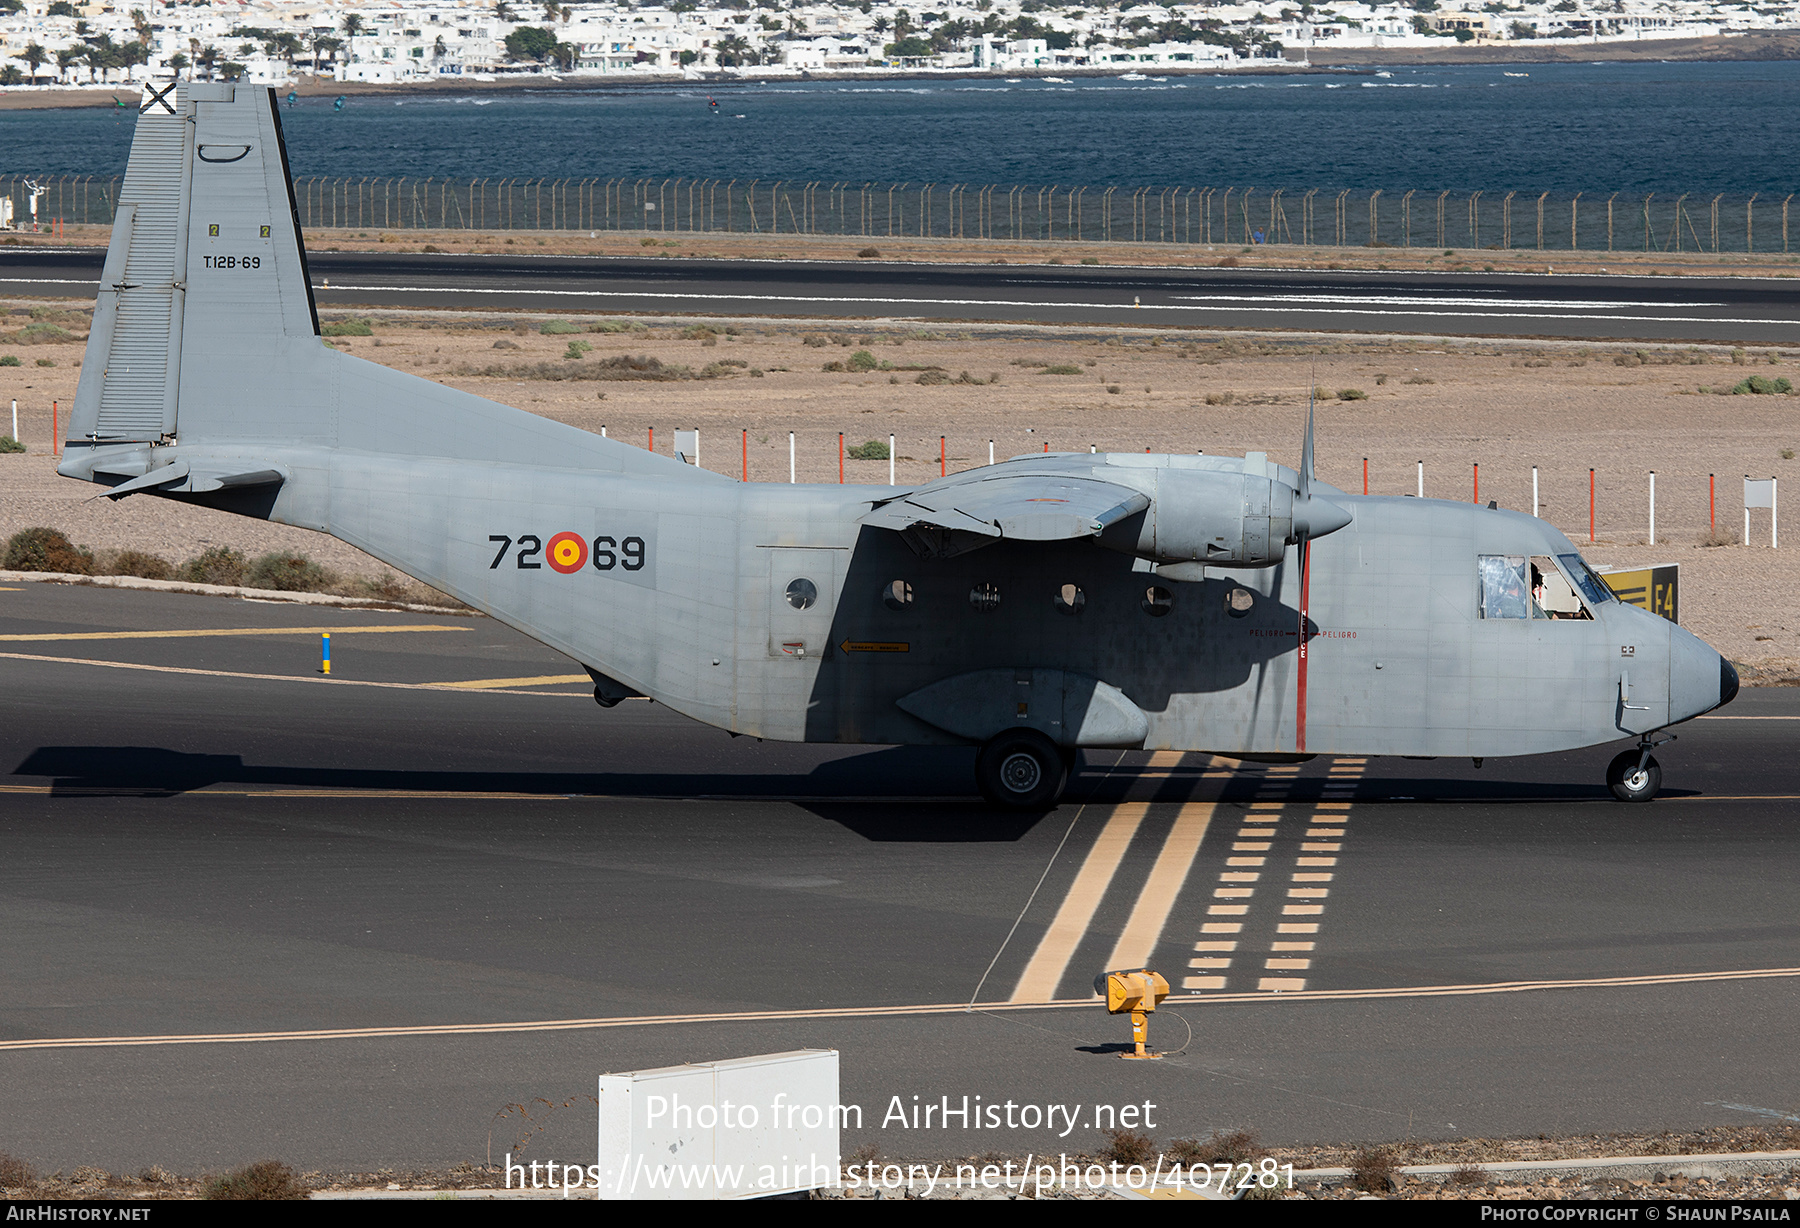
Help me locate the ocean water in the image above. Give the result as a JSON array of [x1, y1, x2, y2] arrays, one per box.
[[3, 60, 1797, 193]]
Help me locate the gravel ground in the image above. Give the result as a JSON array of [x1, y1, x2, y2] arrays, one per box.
[[5, 303, 1798, 671]]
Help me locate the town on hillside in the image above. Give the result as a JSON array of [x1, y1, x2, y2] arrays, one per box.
[[0, 0, 1776, 87]]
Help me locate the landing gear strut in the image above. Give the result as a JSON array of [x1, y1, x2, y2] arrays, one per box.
[[976, 729, 1069, 811], [1607, 732, 1674, 803]]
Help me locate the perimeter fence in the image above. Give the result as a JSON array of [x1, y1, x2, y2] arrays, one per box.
[[7, 174, 1800, 254]]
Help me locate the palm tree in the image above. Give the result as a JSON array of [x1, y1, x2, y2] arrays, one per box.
[[433, 34, 447, 58], [342, 13, 364, 39], [23, 41, 46, 82], [166, 50, 189, 76]]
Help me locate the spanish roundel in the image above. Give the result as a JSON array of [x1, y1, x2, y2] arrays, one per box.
[[546, 531, 588, 574]]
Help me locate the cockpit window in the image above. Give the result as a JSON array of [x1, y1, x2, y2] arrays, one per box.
[[1557, 553, 1615, 607], [1479, 555, 1542, 619]]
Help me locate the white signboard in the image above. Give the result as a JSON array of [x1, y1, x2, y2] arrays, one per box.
[[597, 1049, 840, 1200], [674, 429, 700, 466], [1745, 476, 1778, 548]]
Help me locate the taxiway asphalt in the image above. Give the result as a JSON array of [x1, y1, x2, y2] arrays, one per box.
[[7, 247, 1800, 344], [1, 582, 1796, 1172]]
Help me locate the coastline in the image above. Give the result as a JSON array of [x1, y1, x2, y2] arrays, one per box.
[[2, 32, 1797, 111]]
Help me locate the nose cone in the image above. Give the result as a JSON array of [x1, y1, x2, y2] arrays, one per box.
[[1294, 495, 1353, 541], [1670, 624, 1735, 723]]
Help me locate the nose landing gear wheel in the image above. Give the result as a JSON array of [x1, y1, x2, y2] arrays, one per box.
[[1606, 750, 1662, 803], [976, 729, 1069, 811]]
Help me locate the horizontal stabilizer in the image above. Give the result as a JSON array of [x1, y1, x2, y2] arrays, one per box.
[[101, 460, 286, 500]]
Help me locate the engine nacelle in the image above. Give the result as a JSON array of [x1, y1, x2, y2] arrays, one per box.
[[1099, 465, 1350, 567]]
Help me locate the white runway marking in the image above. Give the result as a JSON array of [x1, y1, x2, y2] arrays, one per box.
[[310, 281, 1796, 327]]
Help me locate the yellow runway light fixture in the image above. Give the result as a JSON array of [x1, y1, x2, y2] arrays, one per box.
[[1095, 968, 1170, 1061]]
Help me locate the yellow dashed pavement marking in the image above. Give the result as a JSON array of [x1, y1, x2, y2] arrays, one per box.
[[0, 624, 466, 642]]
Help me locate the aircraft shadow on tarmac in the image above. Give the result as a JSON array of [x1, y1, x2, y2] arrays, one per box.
[[15, 745, 1678, 820], [11, 745, 1061, 841]]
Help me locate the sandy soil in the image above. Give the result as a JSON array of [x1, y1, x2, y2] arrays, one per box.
[[4, 303, 1797, 673]]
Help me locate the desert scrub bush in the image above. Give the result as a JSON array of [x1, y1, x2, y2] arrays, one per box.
[[0, 435, 23, 453], [802, 333, 829, 347], [821, 360, 845, 372], [846, 439, 890, 461], [680, 325, 717, 342], [0, 1152, 35, 1190], [538, 319, 581, 335], [1081, 256, 1100, 265], [1164, 1128, 1267, 1166], [1450, 1163, 1488, 1187], [564, 340, 593, 360], [0, 354, 19, 366], [247, 552, 333, 592], [16, 321, 75, 343], [202, 1160, 307, 1200], [4, 527, 92, 574], [1701, 522, 1741, 547], [1106, 384, 1121, 394], [1205, 391, 1236, 405], [34, 358, 53, 367], [915, 369, 949, 385], [1097, 1129, 1155, 1166], [1403, 375, 1435, 385], [179, 546, 248, 586], [698, 361, 745, 379], [106, 550, 172, 580], [586, 320, 640, 334], [857, 246, 881, 258], [1350, 1147, 1398, 1194], [320, 317, 373, 337], [1731, 376, 1792, 395], [847, 350, 879, 372], [1336, 388, 1368, 401], [456, 355, 694, 382], [1041, 364, 1083, 375]]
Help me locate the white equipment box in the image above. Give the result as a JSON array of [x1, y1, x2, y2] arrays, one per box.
[[597, 1049, 840, 1200]]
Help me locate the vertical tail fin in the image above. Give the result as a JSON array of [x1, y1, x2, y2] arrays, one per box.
[[68, 81, 317, 452]]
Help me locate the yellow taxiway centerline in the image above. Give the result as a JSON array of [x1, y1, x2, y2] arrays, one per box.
[[0, 651, 588, 696], [7, 965, 1800, 1053], [0, 625, 467, 642], [435, 674, 590, 690]]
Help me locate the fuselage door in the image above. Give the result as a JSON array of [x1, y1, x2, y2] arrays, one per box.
[[767, 547, 842, 659]]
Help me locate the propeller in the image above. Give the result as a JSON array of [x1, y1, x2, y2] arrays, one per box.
[[1290, 386, 1351, 540]]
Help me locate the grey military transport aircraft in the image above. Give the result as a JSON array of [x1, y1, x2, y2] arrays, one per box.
[[57, 83, 1738, 809]]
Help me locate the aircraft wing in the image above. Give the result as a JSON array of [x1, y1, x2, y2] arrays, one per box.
[[862, 474, 1150, 542]]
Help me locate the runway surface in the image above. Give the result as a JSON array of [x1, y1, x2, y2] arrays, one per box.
[[2, 581, 1797, 1172], [7, 247, 1800, 344]]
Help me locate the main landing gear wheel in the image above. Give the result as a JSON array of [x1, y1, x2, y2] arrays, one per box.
[[976, 729, 1069, 811], [1607, 750, 1662, 803]]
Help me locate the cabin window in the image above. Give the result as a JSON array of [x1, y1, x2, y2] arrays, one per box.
[[1557, 552, 1615, 608], [882, 579, 914, 611], [1142, 585, 1173, 617], [1477, 555, 1545, 619], [969, 582, 1001, 613], [1532, 555, 1595, 620], [1224, 586, 1255, 618], [785, 578, 817, 611], [1054, 583, 1085, 615]]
